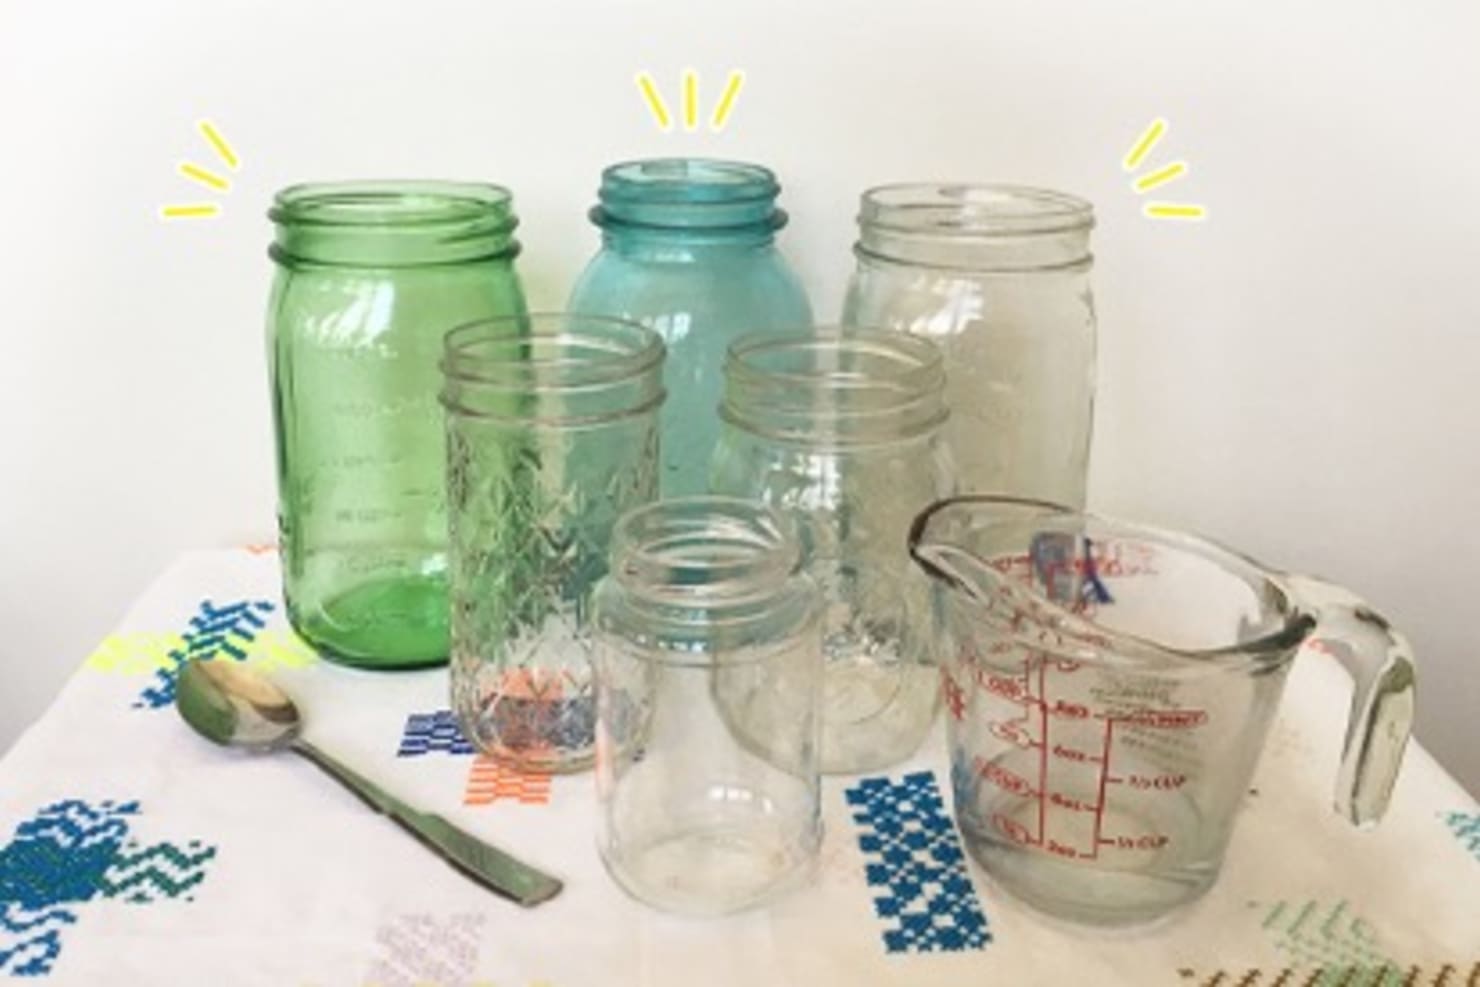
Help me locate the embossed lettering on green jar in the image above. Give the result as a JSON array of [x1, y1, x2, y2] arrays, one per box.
[[267, 181, 528, 669]]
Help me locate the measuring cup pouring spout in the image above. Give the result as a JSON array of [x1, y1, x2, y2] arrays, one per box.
[[907, 496, 1416, 926]]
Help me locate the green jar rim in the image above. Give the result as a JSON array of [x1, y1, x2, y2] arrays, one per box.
[[270, 181, 519, 267], [271, 180, 515, 227]]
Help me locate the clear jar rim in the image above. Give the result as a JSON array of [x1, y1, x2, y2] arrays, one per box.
[[601, 498, 815, 659], [859, 183, 1094, 238], [721, 329, 949, 446], [440, 313, 666, 425], [609, 496, 801, 608]]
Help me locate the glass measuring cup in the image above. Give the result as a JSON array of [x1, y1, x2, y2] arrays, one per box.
[[908, 496, 1416, 927]]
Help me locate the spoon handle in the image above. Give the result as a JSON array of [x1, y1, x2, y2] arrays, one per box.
[[289, 738, 563, 907]]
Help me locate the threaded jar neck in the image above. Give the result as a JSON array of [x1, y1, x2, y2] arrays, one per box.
[[440, 313, 665, 427], [609, 497, 801, 613], [721, 330, 948, 448], [270, 181, 519, 268], [855, 184, 1094, 272], [590, 159, 786, 247]]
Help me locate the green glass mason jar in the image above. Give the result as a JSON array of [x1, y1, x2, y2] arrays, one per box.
[[267, 181, 528, 669]]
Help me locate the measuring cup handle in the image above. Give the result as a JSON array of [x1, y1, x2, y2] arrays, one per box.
[[1284, 574, 1417, 829]]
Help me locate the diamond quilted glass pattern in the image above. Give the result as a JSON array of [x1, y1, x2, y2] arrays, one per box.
[[449, 420, 658, 771]]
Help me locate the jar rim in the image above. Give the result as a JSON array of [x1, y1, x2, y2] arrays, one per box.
[[440, 313, 666, 425], [270, 181, 516, 230], [591, 158, 786, 236], [721, 329, 949, 446], [442, 313, 664, 389], [600, 159, 779, 204], [860, 183, 1094, 237], [608, 496, 803, 618], [726, 329, 944, 389]]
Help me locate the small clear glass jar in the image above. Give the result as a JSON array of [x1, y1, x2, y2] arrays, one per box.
[[441, 313, 665, 772], [268, 182, 528, 669], [567, 158, 813, 497], [842, 184, 1096, 507], [711, 331, 955, 774], [593, 497, 822, 915]]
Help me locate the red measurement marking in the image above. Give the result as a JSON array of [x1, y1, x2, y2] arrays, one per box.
[[1125, 773, 1188, 791], [943, 673, 967, 722], [1114, 708, 1208, 729], [979, 670, 1032, 704], [1099, 834, 1170, 851], [994, 813, 1036, 847], [1047, 699, 1091, 720], [975, 757, 1036, 797], [1049, 791, 1096, 813], [986, 545, 1159, 580], [1037, 661, 1049, 843], [1045, 838, 1085, 860], [1050, 743, 1103, 764], [989, 719, 1039, 749], [1091, 718, 1112, 858]]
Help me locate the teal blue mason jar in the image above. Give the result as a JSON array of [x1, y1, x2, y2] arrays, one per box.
[[567, 159, 813, 496]]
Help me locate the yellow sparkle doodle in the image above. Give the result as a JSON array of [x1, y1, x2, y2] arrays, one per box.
[[161, 119, 240, 220], [635, 69, 746, 133], [1122, 118, 1206, 222]]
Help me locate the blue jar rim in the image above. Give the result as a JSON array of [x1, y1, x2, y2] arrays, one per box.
[[590, 158, 787, 233]]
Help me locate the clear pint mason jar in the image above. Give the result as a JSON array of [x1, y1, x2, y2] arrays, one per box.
[[267, 182, 528, 669], [441, 314, 665, 772], [842, 185, 1096, 507], [711, 331, 955, 773], [593, 497, 823, 914]]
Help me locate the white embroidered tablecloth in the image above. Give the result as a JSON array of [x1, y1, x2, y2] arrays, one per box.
[[1, 549, 1475, 986]]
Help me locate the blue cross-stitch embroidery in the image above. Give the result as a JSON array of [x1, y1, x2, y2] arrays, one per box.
[[1441, 811, 1480, 862], [397, 711, 476, 757], [0, 800, 216, 977], [134, 599, 274, 710], [844, 771, 991, 955]]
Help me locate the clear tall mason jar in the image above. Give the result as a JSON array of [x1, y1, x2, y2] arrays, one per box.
[[711, 331, 955, 774], [267, 182, 528, 669], [842, 184, 1096, 507], [593, 497, 822, 914], [567, 159, 813, 497], [441, 313, 665, 773]]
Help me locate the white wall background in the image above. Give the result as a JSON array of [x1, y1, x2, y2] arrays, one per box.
[[1, 0, 1475, 790]]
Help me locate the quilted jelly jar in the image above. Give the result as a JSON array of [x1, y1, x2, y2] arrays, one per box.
[[442, 313, 665, 773]]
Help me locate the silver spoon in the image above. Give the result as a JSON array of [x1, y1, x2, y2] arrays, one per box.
[[175, 658, 563, 907]]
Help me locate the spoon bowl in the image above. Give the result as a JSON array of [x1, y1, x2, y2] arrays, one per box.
[[178, 659, 302, 750], [174, 658, 563, 906]]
